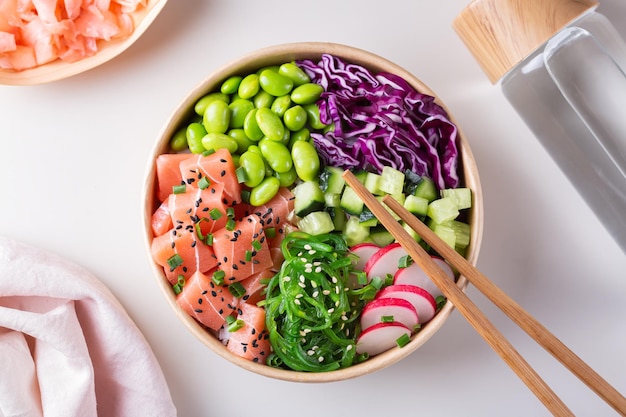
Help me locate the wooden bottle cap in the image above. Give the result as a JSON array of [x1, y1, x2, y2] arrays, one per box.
[[453, 0, 599, 83]]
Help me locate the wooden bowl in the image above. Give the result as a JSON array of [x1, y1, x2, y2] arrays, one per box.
[[142, 42, 484, 382], [0, 0, 167, 86]]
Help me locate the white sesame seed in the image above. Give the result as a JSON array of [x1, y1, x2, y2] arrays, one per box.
[[311, 281, 318, 288], [331, 276, 338, 284], [299, 275, 305, 282], [304, 328, 311, 334], [312, 291, 319, 298], [346, 345, 353, 351], [305, 263, 313, 269], [307, 350, 315, 356], [341, 315, 348, 321], [335, 300, 340, 307], [315, 267, 322, 273], [300, 330, 307, 336], [335, 286, 340, 294], [323, 290, 331, 295], [308, 249, 316, 255], [283, 276, 291, 282], [294, 299, 301, 305], [298, 282, 306, 288], [313, 261, 321, 266], [304, 244, 312, 250], [312, 345, 319, 351], [327, 308, 335, 314], [296, 293, 303, 298], [318, 356, 324, 362]]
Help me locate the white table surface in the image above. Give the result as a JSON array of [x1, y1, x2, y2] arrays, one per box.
[[2, 1, 626, 416]]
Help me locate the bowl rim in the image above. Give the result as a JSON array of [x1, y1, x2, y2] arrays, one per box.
[[142, 41, 484, 383], [0, 0, 168, 86]]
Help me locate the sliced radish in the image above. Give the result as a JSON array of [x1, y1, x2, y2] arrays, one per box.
[[364, 242, 406, 282], [360, 297, 419, 332], [356, 321, 412, 356], [393, 256, 454, 300], [376, 284, 437, 324], [350, 242, 381, 272]]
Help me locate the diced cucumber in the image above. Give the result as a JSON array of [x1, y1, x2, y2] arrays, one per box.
[[429, 222, 456, 248], [413, 176, 438, 202], [340, 186, 364, 215], [297, 211, 335, 235], [427, 197, 459, 224], [324, 192, 341, 208], [320, 166, 345, 195], [443, 219, 471, 249], [378, 166, 405, 197], [364, 172, 384, 195], [404, 194, 429, 216], [293, 181, 325, 217], [327, 206, 347, 232], [440, 188, 472, 210], [343, 216, 370, 246], [369, 225, 395, 247], [402, 221, 422, 242], [354, 170, 368, 183]]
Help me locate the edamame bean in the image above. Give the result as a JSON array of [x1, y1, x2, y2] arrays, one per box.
[[228, 129, 255, 154], [220, 75, 243, 95], [229, 99, 254, 129], [270, 95, 291, 118], [291, 83, 324, 105], [254, 90, 274, 109], [279, 62, 310, 86], [289, 127, 310, 144], [249, 176, 280, 206], [291, 139, 320, 181], [283, 105, 307, 131], [186, 122, 208, 154], [303, 103, 327, 130], [239, 150, 266, 188], [259, 69, 294, 97], [238, 73, 260, 99], [201, 132, 239, 154], [274, 166, 298, 187], [194, 92, 229, 116], [170, 126, 188, 152], [243, 109, 264, 141], [256, 107, 285, 142], [203, 100, 231, 134], [259, 138, 292, 173]]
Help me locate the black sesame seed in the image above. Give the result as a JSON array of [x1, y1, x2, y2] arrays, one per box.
[[197, 298, 203, 304], [194, 309, 203, 313], [211, 291, 217, 297], [220, 170, 226, 177]]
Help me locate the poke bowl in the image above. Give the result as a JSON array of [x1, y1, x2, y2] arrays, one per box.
[[0, 0, 167, 86], [142, 42, 484, 382]]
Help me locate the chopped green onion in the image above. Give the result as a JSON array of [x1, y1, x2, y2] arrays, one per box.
[[172, 275, 185, 295], [205, 233, 214, 246], [370, 276, 384, 290], [435, 295, 447, 311], [381, 315, 394, 323], [396, 333, 411, 348], [236, 166, 248, 183], [385, 273, 394, 287], [241, 189, 251, 203], [228, 318, 245, 332], [198, 177, 210, 190], [245, 250, 253, 262], [264, 227, 276, 239], [413, 323, 422, 333], [356, 271, 368, 286], [228, 282, 246, 298], [252, 240, 262, 251], [209, 208, 223, 220], [227, 207, 235, 218], [202, 149, 216, 156], [166, 254, 183, 270], [172, 184, 186, 194], [212, 269, 225, 286], [398, 255, 413, 268], [225, 218, 236, 231]]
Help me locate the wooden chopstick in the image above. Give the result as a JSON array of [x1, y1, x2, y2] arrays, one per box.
[[342, 170, 626, 416]]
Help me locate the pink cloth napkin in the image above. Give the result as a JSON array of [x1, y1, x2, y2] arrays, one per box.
[[0, 237, 177, 417]]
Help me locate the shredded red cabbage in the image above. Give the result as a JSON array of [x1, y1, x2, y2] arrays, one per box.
[[297, 54, 460, 190]]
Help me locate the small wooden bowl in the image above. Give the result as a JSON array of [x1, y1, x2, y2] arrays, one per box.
[[142, 42, 484, 382], [0, 0, 167, 86]]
